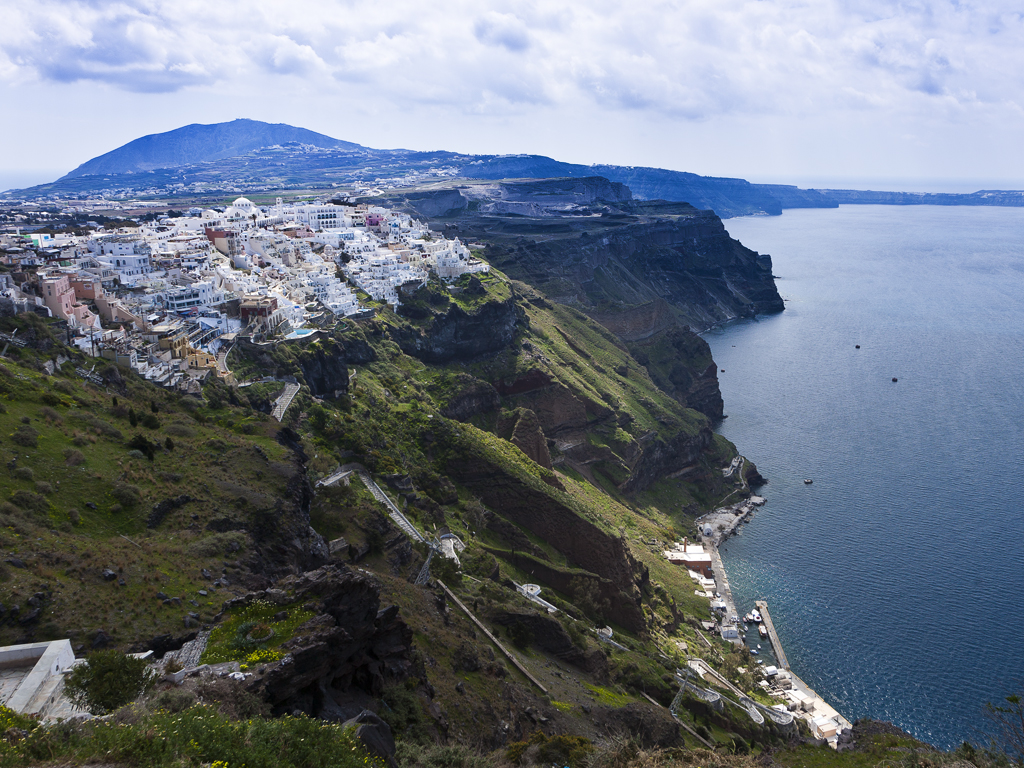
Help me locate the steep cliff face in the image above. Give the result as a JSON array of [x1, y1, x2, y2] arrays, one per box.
[[233, 331, 376, 399], [627, 325, 724, 420], [620, 424, 713, 495], [450, 202, 782, 331], [390, 297, 523, 364], [442, 423, 648, 632]]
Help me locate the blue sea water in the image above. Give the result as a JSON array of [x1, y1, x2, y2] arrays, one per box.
[[703, 205, 1024, 750]]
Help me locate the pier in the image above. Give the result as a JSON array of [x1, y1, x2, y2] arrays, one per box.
[[754, 600, 790, 670], [754, 600, 852, 740]]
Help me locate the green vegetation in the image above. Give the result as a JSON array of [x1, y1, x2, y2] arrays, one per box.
[[64, 649, 156, 714], [200, 599, 316, 666], [0, 704, 384, 768]]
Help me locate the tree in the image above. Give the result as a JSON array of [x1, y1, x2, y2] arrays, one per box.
[[64, 650, 156, 715], [985, 688, 1024, 765]]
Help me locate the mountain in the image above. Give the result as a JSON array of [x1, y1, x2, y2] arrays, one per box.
[[11, 119, 1024, 219], [60, 118, 364, 179]]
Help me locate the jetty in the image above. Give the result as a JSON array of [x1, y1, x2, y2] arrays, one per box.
[[754, 601, 789, 670], [754, 600, 852, 744]]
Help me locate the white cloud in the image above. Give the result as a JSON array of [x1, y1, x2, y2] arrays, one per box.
[[3, 0, 1024, 181]]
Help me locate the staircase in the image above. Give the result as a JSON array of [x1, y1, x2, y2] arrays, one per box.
[[271, 382, 301, 421]]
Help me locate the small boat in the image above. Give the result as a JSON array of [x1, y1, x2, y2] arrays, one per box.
[[855, 344, 860, 349], [751, 609, 762, 623], [758, 625, 768, 639], [892, 377, 898, 382], [744, 613, 754, 623], [757, 644, 761, 649], [804, 479, 813, 485], [750, 649, 759, 655]]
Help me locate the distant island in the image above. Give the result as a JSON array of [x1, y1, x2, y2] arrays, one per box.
[[6, 118, 1024, 218]]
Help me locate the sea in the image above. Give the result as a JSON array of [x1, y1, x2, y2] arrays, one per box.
[[703, 205, 1024, 750]]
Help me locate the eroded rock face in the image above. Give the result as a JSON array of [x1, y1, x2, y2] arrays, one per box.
[[497, 408, 552, 470], [295, 336, 375, 399], [391, 298, 523, 364], [621, 424, 713, 495], [241, 565, 412, 720], [437, 374, 500, 421], [445, 443, 647, 632], [490, 610, 606, 676]]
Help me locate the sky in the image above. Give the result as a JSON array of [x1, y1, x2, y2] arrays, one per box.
[[2, 0, 1024, 192]]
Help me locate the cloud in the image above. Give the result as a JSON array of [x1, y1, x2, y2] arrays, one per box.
[[1, 0, 1023, 122], [473, 12, 532, 52]]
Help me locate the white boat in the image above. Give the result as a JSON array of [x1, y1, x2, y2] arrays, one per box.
[[750, 648, 759, 655], [758, 624, 768, 639], [751, 609, 762, 623]]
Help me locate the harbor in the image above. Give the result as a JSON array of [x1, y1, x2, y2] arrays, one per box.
[[667, 488, 853, 746]]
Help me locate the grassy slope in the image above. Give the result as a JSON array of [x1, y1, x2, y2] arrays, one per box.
[[0, 274, 826, 762]]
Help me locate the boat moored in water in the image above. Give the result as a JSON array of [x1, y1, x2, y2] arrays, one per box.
[[758, 624, 768, 639]]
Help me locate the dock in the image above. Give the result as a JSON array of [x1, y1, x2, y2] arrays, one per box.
[[754, 600, 790, 670]]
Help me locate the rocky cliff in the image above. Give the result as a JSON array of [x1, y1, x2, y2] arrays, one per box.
[[237, 565, 412, 719], [390, 296, 523, 364]]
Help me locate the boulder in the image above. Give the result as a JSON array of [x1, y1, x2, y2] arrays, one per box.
[[343, 710, 397, 768]]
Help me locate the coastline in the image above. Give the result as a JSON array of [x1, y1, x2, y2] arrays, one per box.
[[692, 475, 854, 745]]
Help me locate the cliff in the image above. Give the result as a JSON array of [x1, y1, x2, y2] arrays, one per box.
[[390, 295, 523, 364]]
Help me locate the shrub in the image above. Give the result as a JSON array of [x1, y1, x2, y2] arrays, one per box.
[[13, 467, 34, 482], [35, 481, 53, 495], [39, 406, 62, 422], [64, 448, 86, 466], [64, 650, 156, 715], [507, 621, 533, 650], [68, 508, 80, 525], [127, 434, 157, 460], [140, 413, 161, 429], [11, 425, 38, 448], [10, 490, 47, 514], [40, 392, 63, 407], [111, 483, 142, 508], [149, 686, 196, 713], [507, 732, 593, 767], [164, 423, 195, 438], [380, 683, 431, 745]]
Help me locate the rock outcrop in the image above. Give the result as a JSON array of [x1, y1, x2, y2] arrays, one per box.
[[391, 298, 523, 364], [241, 565, 413, 720], [497, 408, 552, 470]]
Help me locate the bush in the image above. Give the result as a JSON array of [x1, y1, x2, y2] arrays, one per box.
[[164, 423, 195, 438], [10, 425, 38, 448], [380, 683, 431, 745], [507, 732, 593, 767], [40, 392, 63, 407], [13, 467, 34, 482], [149, 686, 196, 714], [507, 621, 533, 650], [39, 406, 62, 422], [35, 481, 53, 495], [64, 448, 85, 466], [140, 413, 161, 430], [64, 650, 156, 715], [111, 482, 142, 508], [10, 490, 47, 514]]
